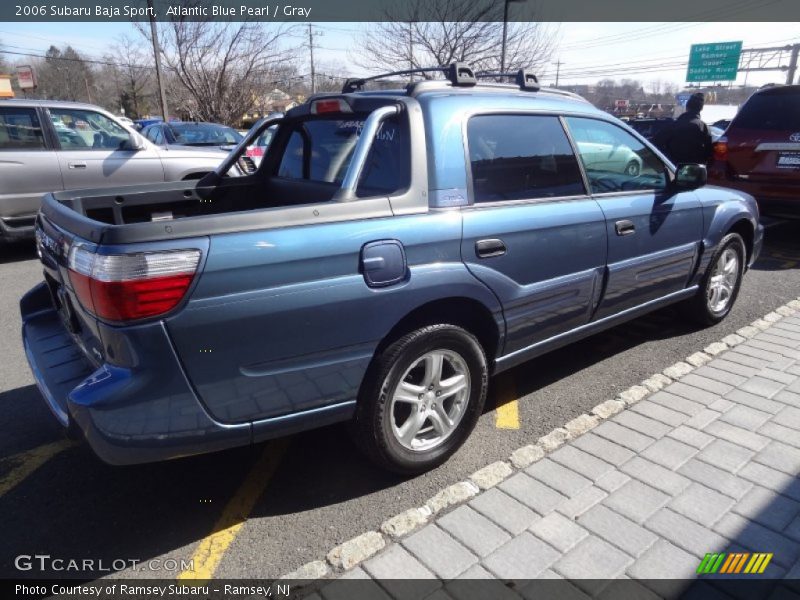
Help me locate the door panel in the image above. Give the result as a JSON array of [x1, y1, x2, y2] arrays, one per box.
[[49, 107, 165, 190], [594, 192, 702, 317], [564, 116, 704, 318], [0, 107, 63, 221], [462, 202, 607, 353], [462, 114, 607, 355]]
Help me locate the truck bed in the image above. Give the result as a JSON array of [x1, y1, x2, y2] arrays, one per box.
[[41, 177, 394, 245]]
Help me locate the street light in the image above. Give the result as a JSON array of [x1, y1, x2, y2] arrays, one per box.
[[501, 0, 527, 74]]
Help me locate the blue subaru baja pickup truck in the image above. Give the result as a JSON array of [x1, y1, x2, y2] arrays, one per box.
[[21, 64, 762, 473]]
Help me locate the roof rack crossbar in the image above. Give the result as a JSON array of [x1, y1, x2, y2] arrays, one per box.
[[474, 69, 540, 91], [342, 63, 476, 93]]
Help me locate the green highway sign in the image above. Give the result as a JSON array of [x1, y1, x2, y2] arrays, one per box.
[[686, 41, 743, 82]]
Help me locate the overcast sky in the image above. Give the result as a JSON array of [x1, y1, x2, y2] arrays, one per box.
[[1, 21, 797, 90]]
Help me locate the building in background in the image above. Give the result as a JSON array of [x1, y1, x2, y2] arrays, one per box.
[[0, 75, 13, 98]]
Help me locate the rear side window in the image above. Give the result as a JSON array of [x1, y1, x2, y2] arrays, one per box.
[[734, 90, 800, 131], [0, 107, 45, 150], [275, 115, 410, 197], [466, 114, 585, 202]]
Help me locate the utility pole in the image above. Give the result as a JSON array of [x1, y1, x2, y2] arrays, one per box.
[[501, 1, 510, 74], [501, 0, 526, 74], [308, 24, 317, 95], [787, 44, 799, 85], [554, 60, 563, 87], [83, 73, 93, 103], [408, 24, 413, 82], [147, 0, 168, 121]]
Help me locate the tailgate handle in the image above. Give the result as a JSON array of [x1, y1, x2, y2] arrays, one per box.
[[68, 161, 87, 169]]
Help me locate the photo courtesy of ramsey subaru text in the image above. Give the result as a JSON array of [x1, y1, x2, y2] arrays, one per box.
[[22, 64, 762, 474]]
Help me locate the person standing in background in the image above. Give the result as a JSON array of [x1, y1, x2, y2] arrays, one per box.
[[655, 92, 714, 165]]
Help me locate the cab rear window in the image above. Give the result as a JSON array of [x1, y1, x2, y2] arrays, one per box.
[[734, 89, 800, 131], [275, 116, 410, 197]]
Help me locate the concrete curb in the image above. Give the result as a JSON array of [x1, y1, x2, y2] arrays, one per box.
[[280, 295, 800, 582]]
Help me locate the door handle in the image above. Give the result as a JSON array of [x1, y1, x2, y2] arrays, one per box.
[[615, 220, 636, 236], [475, 238, 507, 258], [68, 161, 87, 169]]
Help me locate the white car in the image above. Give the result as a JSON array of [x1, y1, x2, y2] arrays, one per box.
[[576, 140, 643, 176]]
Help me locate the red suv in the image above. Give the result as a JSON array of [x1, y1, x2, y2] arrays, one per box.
[[709, 84, 800, 217]]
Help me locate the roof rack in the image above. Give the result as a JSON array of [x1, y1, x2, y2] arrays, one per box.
[[342, 62, 477, 93], [474, 69, 540, 91]]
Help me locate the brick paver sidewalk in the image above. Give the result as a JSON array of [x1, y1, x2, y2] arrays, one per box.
[[315, 311, 800, 598]]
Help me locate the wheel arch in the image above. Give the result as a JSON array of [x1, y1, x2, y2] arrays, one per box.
[[727, 217, 755, 264], [375, 296, 503, 365]]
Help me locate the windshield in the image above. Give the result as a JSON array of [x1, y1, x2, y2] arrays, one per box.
[[168, 123, 243, 146]]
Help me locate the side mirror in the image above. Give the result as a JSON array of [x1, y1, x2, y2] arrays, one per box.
[[673, 163, 707, 190], [122, 133, 145, 151]]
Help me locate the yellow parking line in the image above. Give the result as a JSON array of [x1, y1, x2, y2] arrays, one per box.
[[177, 439, 289, 580], [0, 439, 74, 498], [494, 374, 520, 430]]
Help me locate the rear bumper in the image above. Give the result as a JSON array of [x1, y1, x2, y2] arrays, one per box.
[[708, 175, 800, 217], [21, 282, 251, 465], [0, 214, 36, 240]]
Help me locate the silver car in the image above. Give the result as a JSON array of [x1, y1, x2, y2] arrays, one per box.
[[0, 100, 236, 241]]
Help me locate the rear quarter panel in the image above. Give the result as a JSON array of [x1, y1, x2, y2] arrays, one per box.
[[165, 210, 502, 425]]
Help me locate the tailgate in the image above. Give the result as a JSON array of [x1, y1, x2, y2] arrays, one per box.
[[33, 212, 106, 367], [727, 129, 800, 184]]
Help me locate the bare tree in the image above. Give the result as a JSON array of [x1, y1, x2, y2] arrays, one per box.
[[356, 0, 558, 77], [138, 19, 295, 125], [34, 46, 95, 102], [109, 35, 153, 119]]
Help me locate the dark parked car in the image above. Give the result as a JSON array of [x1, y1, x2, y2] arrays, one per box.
[[141, 121, 243, 152], [709, 84, 800, 217], [22, 64, 761, 473]]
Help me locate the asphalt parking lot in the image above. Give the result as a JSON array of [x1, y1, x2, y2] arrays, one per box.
[[1, 219, 799, 580]]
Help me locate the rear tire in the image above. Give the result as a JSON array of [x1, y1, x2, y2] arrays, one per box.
[[682, 232, 746, 326], [624, 160, 641, 177], [351, 324, 488, 474]]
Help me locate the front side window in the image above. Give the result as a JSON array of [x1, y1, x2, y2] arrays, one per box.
[[0, 107, 45, 150], [50, 108, 129, 151], [466, 114, 585, 203], [275, 115, 410, 197], [565, 117, 668, 194]]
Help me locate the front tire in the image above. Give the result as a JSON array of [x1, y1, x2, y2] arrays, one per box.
[[351, 324, 488, 474], [683, 232, 746, 325]]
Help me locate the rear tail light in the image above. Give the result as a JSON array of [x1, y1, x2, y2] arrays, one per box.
[[713, 136, 728, 161], [68, 246, 201, 322]]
